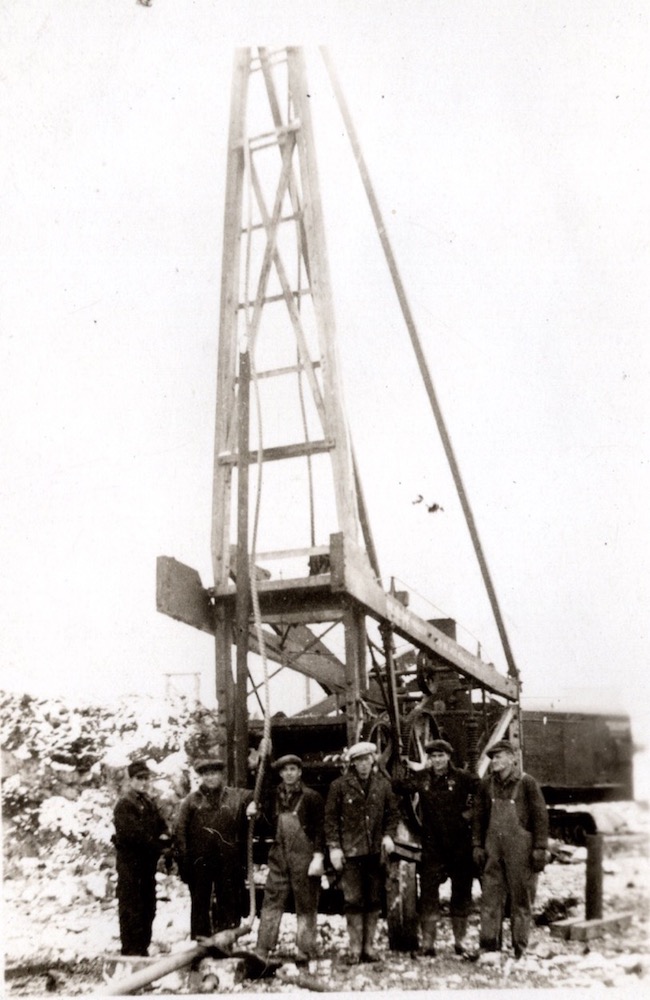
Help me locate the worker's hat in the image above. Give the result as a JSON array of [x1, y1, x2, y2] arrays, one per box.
[[347, 741, 377, 761], [194, 751, 226, 773], [273, 754, 303, 771], [127, 759, 153, 778], [425, 738, 454, 755], [486, 739, 517, 757]]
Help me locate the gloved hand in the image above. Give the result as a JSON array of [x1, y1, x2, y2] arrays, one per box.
[[246, 800, 258, 819], [531, 848, 547, 873], [381, 835, 395, 858], [329, 847, 345, 872], [307, 852, 325, 877], [473, 847, 487, 873]]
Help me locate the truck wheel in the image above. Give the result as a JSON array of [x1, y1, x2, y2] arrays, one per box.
[[385, 858, 419, 952]]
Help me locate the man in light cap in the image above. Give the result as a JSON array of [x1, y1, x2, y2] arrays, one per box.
[[325, 741, 399, 963], [393, 738, 478, 957], [252, 754, 325, 964], [173, 752, 255, 939], [112, 758, 169, 955], [472, 739, 548, 958]]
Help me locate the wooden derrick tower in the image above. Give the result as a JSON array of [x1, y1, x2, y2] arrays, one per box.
[[157, 46, 519, 787]]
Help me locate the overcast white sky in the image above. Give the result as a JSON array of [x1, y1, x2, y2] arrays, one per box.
[[2, 1, 649, 786]]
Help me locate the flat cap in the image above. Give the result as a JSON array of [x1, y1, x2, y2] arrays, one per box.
[[194, 754, 225, 773], [425, 738, 454, 755], [128, 759, 153, 778], [273, 754, 303, 771], [487, 739, 517, 757], [347, 741, 377, 761]]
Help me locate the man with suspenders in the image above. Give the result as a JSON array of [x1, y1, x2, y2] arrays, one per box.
[[472, 740, 549, 958], [253, 754, 326, 964]]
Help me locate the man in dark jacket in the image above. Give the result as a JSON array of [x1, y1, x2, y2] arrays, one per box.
[[325, 741, 399, 963], [253, 754, 325, 963], [113, 758, 168, 955], [394, 738, 478, 957], [472, 739, 549, 958], [174, 754, 255, 939]]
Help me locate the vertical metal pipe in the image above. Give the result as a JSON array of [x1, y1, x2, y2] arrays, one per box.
[[585, 832, 604, 920]]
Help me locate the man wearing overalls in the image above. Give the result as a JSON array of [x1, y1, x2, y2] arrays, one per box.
[[254, 754, 325, 963], [472, 739, 548, 958]]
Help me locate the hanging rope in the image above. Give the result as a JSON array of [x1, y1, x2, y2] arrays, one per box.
[[240, 121, 273, 927]]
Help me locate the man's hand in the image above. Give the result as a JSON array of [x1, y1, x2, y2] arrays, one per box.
[[329, 847, 344, 872], [531, 848, 547, 873], [246, 801, 258, 819], [381, 835, 395, 859], [473, 847, 487, 873], [307, 852, 325, 877]]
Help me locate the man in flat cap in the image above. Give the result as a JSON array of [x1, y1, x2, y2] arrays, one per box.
[[252, 754, 325, 964], [325, 741, 399, 963], [394, 738, 478, 957], [173, 752, 256, 939], [113, 758, 169, 955], [472, 739, 548, 959]]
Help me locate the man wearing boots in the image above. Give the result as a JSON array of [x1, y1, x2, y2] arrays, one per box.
[[252, 754, 325, 964], [325, 741, 399, 964], [174, 753, 255, 939], [472, 739, 548, 959], [394, 738, 478, 958], [113, 758, 169, 956]]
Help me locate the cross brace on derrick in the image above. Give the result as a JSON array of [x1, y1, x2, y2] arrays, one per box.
[[156, 46, 521, 790]]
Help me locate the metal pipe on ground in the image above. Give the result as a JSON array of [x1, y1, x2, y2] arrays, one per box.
[[97, 925, 250, 996]]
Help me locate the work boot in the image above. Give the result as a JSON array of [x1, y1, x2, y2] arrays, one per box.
[[420, 915, 437, 957], [361, 911, 381, 962], [345, 913, 364, 964], [452, 916, 469, 956]]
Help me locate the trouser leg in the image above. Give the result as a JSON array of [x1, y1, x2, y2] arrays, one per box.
[[480, 854, 506, 950], [362, 910, 381, 961], [189, 873, 214, 939], [296, 913, 318, 959], [256, 860, 290, 958], [256, 907, 284, 958], [419, 857, 443, 955], [345, 913, 364, 963], [292, 864, 320, 959], [503, 839, 534, 955], [117, 860, 152, 956], [449, 862, 472, 953], [212, 862, 247, 932]]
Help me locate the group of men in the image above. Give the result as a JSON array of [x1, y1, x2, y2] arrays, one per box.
[[113, 735, 548, 965]]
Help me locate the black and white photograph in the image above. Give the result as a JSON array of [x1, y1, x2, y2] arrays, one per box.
[[2, 1, 649, 995]]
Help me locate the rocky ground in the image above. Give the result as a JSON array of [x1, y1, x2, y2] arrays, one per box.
[[2, 690, 649, 994], [3, 828, 649, 995]]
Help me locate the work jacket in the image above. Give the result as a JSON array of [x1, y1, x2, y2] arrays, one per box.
[[472, 770, 549, 852], [394, 762, 478, 862], [174, 784, 252, 871], [113, 788, 167, 863], [325, 768, 399, 858]]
